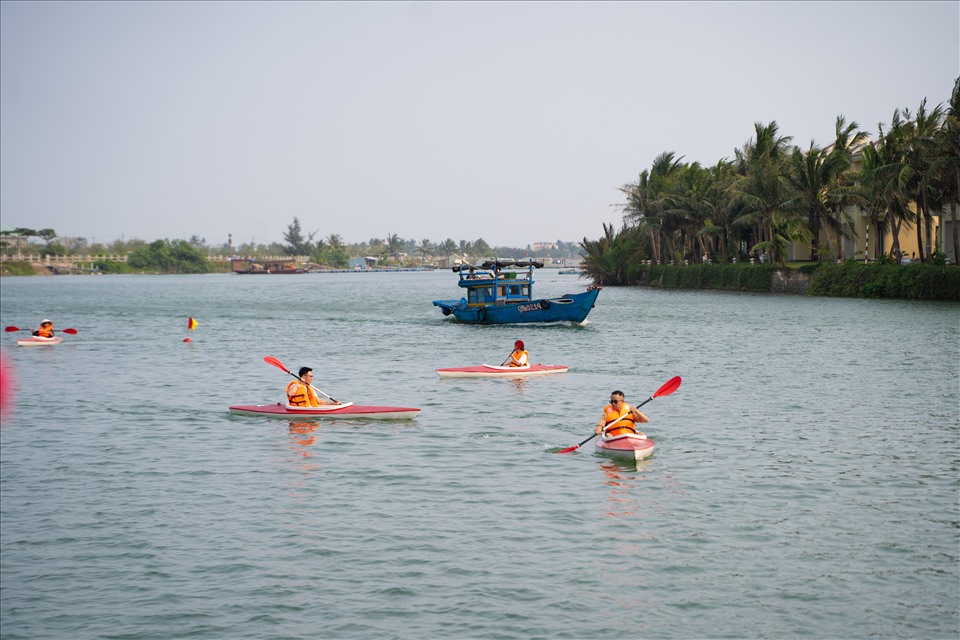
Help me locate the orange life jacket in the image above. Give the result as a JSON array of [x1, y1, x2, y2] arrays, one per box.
[[34, 327, 54, 338], [602, 403, 637, 436], [508, 349, 529, 367], [286, 381, 320, 407]]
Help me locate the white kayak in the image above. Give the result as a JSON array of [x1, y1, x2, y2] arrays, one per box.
[[16, 336, 63, 347], [435, 363, 569, 378]]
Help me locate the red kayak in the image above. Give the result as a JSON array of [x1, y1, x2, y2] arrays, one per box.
[[435, 363, 568, 378], [594, 433, 656, 461], [228, 402, 421, 420]]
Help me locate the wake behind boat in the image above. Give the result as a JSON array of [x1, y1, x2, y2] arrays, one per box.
[[228, 402, 421, 420], [432, 259, 601, 324], [435, 363, 569, 378]]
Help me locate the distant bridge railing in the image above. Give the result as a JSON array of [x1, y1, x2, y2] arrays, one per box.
[[0, 254, 311, 266]]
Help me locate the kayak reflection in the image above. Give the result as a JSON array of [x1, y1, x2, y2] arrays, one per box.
[[289, 420, 320, 448]]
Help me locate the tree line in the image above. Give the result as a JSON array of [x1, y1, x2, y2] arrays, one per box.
[[580, 77, 960, 285], [1, 222, 584, 273], [279, 218, 583, 267]]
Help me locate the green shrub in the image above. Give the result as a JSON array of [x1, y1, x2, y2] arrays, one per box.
[[93, 260, 133, 274]]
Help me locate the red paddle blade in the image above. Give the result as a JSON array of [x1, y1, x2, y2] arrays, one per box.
[[263, 356, 289, 372], [653, 376, 682, 398], [556, 445, 579, 454], [62, 328, 78, 335], [4, 326, 20, 332]]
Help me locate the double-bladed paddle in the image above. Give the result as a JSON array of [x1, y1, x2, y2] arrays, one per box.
[[263, 355, 340, 404], [5, 326, 78, 334], [556, 375, 682, 454]]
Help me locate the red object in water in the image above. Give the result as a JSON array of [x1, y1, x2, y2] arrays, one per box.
[[0, 350, 15, 417], [183, 337, 192, 343]]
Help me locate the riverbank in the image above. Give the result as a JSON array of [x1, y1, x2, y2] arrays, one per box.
[[634, 263, 960, 300]]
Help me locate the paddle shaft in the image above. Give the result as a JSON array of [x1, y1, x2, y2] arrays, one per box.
[[4, 326, 77, 334]]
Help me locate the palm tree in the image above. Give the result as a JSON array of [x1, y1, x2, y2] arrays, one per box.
[[621, 151, 686, 263], [784, 142, 846, 260], [732, 122, 797, 264], [824, 116, 870, 259], [897, 99, 946, 261], [382, 233, 403, 261], [932, 77, 960, 264], [580, 223, 644, 285]]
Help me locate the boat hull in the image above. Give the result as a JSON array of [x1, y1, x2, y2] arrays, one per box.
[[594, 433, 656, 461], [16, 336, 63, 347], [433, 287, 601, 324], [435, 364, 568, 378], [228, 403, 421, 420]]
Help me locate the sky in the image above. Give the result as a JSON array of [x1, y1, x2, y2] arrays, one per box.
[[1, 1, 958, 249]]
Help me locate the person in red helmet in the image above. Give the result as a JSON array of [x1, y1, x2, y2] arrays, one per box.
[[503, 340, 529, 367]]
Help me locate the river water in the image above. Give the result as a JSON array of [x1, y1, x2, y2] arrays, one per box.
[[0, 271, 957, 640]]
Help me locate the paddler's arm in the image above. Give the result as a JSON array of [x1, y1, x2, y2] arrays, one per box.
[[630, 405, 650, 423]]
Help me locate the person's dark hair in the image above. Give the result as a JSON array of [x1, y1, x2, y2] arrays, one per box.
[[298, 367, 313, 377], [611, 390, 624, 398]]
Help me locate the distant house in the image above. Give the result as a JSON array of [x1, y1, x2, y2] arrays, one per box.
[[348, 256, 379, 270], [0, 224, 29, 256]]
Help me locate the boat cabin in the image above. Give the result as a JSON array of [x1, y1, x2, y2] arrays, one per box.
[[453, 259, 544, 306]]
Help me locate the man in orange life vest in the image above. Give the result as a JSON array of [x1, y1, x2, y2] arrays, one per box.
[[596, 390, 649, 437], [503, 340, 529, 367], [31, 319, 55, 338], [286, 367, 336, 407]]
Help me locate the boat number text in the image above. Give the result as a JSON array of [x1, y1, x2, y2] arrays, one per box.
[[518, 302, 542, 313]]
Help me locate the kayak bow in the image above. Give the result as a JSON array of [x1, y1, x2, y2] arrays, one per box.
[[594, 433, 656, 461]]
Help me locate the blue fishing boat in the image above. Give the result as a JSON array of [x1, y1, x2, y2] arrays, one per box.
[[432, 259, 601, 324]]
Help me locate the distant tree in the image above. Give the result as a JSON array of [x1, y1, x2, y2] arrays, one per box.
[[473, 238, 492, 258], [128, 239, 211, 273], [416, 238, 434, 260], [283, 217, 315, 255], [385, 233, 404, 259], [37, 228, 57, 246], [188, 235, 207, 248], [439, 238, 457, 255]]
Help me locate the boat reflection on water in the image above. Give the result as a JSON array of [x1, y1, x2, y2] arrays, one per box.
[[598, 460, 653, 521], [289, 420, 321, 451]]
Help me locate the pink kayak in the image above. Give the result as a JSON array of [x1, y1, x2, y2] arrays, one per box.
[[16, 336, 63, 347], [228, 402, 421, 420], [594, 433, 656, 461], [435, 363, 568, 378]]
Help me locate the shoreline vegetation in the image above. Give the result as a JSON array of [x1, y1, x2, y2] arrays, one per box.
[[4, 81, 958, 302], [579, 78, 960, 297], [3, 258, 957, 301]]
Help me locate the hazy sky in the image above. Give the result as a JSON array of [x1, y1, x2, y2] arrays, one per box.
[[1, 1, 957, 249]]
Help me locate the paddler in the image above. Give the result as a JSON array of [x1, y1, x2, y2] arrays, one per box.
[[286, 367, 336, 407], [596, 390, 649, 437], [503, 340, 529, 367], [31, 319, 55, 338]]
